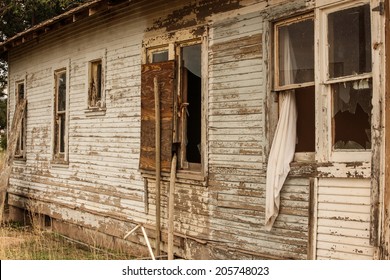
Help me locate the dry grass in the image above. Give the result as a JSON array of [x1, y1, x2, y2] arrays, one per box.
[[0, 222, 136, 260]]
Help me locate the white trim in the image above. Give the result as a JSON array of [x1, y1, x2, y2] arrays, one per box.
[[51, 58, 70, 165], [317, 0, 373, 163]]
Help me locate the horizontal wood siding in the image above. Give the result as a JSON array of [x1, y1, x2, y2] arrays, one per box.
[[207, 11, 310, 259], [316, 178, 374, 259]]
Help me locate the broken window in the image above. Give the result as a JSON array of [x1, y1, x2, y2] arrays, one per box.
[[54, 69, 67, 161], [179, 43, 202, 169], [88, 59, 103, 108], [15, 81, 26, 158], [327, 4, 372, 150], [274, 14, 315, 158], [140, 40, 203, 173]]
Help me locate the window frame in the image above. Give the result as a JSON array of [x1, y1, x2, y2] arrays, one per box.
[[14, 78, 27, 159], [316, 0, 373, 162], [273, 13, 315, 92], [142, 29, 208, 177], [52, 66, 69, 164], [85, 49, 107, 116], [273, 13, 316, 162]]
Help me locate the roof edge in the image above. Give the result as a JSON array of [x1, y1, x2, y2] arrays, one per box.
[[0, 0, 131, 55]]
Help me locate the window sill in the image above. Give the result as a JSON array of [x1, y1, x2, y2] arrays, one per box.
[[85, 107, 106, 117], [51, 160, 69, 168], [13, 158, 27, 164]]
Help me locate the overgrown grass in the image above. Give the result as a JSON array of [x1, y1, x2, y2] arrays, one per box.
[[0, 222, 135, 260]]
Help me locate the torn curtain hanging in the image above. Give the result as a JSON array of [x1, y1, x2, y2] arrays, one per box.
[[265, 28, 297, 230]]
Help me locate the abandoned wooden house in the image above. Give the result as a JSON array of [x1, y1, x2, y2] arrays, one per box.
[[0, 0, 389, 259]]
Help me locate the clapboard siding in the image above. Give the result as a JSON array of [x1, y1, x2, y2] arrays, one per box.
[[316, 178, 374, 259], [5, 0, 380, 260]]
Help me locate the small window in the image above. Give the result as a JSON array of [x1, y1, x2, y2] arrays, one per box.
[[327, 4, 372, 151], [88, 59, 103, 108], [15, 81, 26, 158], [152, 50, 169, 63], [53, 69, 68, 162]]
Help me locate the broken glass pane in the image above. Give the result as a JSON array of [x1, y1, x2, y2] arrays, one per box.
[[332, 79, 372, 150], [278, 17, 314, 86], [328, 4, 371, 78]]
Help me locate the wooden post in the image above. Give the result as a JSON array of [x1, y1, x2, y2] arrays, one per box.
[[383, 0, 390, 259], [168, 153, 177, 260], [154, 76, 161, 257]]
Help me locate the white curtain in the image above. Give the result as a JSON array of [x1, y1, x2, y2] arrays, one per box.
[[265, 29, 297, 230]]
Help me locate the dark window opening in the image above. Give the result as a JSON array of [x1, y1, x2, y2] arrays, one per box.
[[295, 86, 315, 153], [181, 44, 202, 164], [332, 79, 372, 149], [15, 82, 26, 158]]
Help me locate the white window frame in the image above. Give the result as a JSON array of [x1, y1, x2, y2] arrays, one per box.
[[316, 0, 375, 163], [52, 61, 70, 165]]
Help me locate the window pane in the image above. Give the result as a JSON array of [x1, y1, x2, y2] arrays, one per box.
[[278, 17, 314, 86], [57, 72, 66, 111], [17, 83, 25, 101], [295, 86, 315, 153], [333, 79, 372, 150], [60, 113, 66, 153], [328, 4, 371, 78], [152, 50, 169, 63]]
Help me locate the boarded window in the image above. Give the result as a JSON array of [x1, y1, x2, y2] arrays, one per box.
[[15, 81, 26, 158], [140, 61, 175, 172], [88, 59, 103, 108], [54, 70, 67, 161]]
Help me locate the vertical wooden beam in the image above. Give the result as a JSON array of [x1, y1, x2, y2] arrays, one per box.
[[168, 153, 177, 260], [154, 76, 161, 257], [307, 178, 316, 259], [383, 0, 390, 260]]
